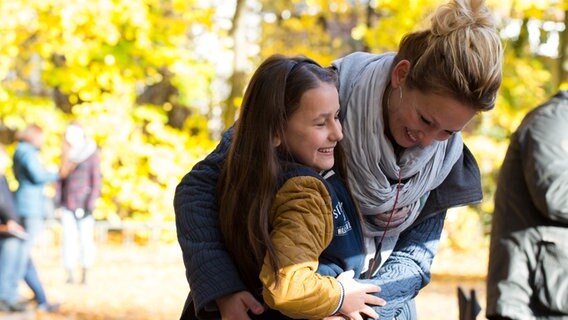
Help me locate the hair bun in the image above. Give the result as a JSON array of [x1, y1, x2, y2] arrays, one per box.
[[430, 0, 495, 36]]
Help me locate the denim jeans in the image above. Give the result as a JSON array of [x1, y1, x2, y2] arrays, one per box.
[[61, 209, 95, 269], [0, 237, 25, 303], [24, 258, 47, 304], [14, 217, 47, 304]]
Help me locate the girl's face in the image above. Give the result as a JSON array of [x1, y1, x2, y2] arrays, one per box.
[[281, 83, 342, 171], [386, 87, 477, 148]]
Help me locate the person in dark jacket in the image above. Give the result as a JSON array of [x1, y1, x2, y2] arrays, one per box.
[[486, 91, 568, 319], [0, 145, 28, 313], [174, 0, 503, 318]]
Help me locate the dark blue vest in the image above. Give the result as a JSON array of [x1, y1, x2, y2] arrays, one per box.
[[279, 164, 365, 279]]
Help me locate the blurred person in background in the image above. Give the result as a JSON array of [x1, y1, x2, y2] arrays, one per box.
[[486, 91, 568, 319], [0, 145, 28, 313], [13, 124, 64, 312], [56, 122, 101, 285]]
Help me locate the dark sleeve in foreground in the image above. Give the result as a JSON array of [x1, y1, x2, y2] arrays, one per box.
[[0, 176, 18, 223], [364, 211, 446, 320], [174, 128, 247, 318]]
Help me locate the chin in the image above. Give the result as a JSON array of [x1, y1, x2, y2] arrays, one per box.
[[397, 132, 417, 148], [314, 163, 333, 172], [392, 137, 409, 149]]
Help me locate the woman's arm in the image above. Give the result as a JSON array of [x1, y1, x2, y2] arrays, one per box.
[[17, 150, 59, 184], [174, 128, 252, 317], [367, 210, 446, 320]]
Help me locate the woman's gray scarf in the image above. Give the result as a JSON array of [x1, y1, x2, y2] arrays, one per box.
[[333, 52, 463, 265]]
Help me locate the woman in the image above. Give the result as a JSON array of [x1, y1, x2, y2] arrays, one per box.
[[174, 0, 503, 318]]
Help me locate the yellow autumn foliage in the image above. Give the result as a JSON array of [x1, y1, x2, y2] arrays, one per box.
[[0, 0, 565, 252]]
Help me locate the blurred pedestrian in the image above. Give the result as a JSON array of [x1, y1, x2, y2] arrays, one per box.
[[13, 124, 61, 312], [486, 91, 568, 319], [0, 145, 27, 313], [56, 122, 101, 285]]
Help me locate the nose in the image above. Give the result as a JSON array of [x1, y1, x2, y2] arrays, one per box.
[[330, 120, 343, 141]]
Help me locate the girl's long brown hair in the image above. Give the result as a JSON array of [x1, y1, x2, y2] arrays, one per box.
[[217, 54, 338, 295]]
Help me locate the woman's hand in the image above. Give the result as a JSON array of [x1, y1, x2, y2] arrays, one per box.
[[216, 291, 265, 320], [0, 220, 27, 239], [337, 270, 386, 320], [6, 220, 25, 233]]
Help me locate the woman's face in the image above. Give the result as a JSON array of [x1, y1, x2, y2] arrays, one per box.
[[386, 87, 477, 148]]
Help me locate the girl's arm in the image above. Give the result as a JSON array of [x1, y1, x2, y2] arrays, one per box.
[[261, 176, 382, 319]]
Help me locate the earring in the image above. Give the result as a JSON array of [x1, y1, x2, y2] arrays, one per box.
[[399, 87, 403, 101]]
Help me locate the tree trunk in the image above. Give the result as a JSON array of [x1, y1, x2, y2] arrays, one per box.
[[513, 17, 530, 58], [559, 10, 568, 86], [223, 0, 247, 130]]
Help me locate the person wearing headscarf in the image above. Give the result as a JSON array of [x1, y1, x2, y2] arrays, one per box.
[[56, 122, 101, 285]]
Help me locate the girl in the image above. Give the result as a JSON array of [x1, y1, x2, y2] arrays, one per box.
[[216, 55, 384, 319]]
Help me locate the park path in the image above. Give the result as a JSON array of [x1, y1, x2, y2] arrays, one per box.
[[0, 237, 488, 320]]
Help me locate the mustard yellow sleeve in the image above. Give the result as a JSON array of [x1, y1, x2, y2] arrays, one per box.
[[260, 176, 342, 319]]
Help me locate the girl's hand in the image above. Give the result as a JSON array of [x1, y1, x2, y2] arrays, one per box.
[[337, 270, 386, 320]]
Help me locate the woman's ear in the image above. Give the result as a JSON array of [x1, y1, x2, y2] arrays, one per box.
[[391, 60, 411, 89], [273, 135, 281, 147]]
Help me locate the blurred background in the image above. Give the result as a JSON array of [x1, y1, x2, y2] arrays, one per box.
[[0, 0, 566, 319]]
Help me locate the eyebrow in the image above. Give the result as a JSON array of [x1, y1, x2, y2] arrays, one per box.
[[314, 113, 332, 119], [315, 109, 340, 118], [311, 113, 332, 122]]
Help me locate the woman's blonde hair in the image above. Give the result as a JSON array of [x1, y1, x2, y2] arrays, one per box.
[[395, 0, 502, 111]]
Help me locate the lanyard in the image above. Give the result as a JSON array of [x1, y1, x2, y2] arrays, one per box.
[[365, 170, 403, 279]]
